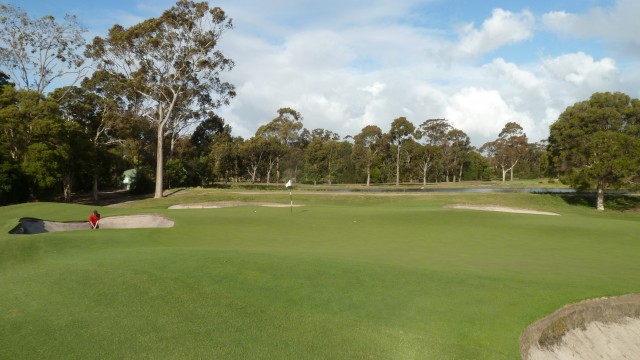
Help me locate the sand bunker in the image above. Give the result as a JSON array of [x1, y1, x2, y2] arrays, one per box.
[[447, 204, 560, 216], [168, 201, 302, 209], [10, 214, 174, 234], [520, 294, 640, 360]]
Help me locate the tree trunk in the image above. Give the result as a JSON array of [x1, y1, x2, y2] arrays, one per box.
[[501, 166, 507, 182], [597, 182, 605, 211], [423, 164, 427, 186], [366, 165, 371, 186], [154, 124, 164, 198], [169, 128, 176, 160], [63, 175, 72, 202], [249, 165, 258, 183], [395, 145, 401, 185]]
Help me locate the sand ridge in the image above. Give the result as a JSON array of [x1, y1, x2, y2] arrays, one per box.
[[520, 294, 640, 360], [446, 204, 560, 216], [10, 214, 174, 234], [168, 201, 302, 209]]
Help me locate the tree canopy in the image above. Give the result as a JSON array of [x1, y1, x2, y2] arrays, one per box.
[[0, 4, 87, 95], [548, 92, 640, 210], [86, 0, 235, 198]]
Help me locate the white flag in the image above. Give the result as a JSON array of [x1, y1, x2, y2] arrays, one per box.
[[285, 179, 292, 188]]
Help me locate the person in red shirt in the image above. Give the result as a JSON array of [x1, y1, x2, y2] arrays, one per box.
[[89, 210, 100, 229]]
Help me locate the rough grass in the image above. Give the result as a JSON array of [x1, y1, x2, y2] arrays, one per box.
[[1, 191, 639, 359]]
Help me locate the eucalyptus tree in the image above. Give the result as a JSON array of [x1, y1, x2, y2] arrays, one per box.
[[548, 92, 640, 210], [52, 78, 131, 200], [240, 137, 267, 183], [190, 114, 226, 150], [414, 142, 437, 186], [463, 149, 492, 181], [256, 108, 305, 145], [388, 117, 415, 185], [304, 129, 341, 185], [86, 1, 235, 198], [256, 107, 306, 182], [416, 119, 449, 185], [418, 118, 452, 182], [210, 132, 243, 183], [352, 125, 384, 186], [481, 122, 528, 182], [0, 4, 88, 96], [0, 87, 90, 200], [165, 113, 230, 186], [523, 141, 548, 179], [0, 85, 32, 161], [445, 129, 471, 182]]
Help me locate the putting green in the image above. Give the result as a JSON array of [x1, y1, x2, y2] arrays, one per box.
[[1, 193, 639, 359]]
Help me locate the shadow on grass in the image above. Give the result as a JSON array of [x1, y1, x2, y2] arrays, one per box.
[[552, 193, 640, 211]]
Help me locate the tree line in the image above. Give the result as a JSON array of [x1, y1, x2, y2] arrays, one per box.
[[0, 1, 638, 210]]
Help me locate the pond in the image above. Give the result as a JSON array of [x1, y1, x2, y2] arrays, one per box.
[[323, 188, 578, 194]]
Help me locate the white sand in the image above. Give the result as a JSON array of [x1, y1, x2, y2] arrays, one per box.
[[521, 294, 640, 360], [528, 318, 640, 360], [11, 214, 174, 234], [169, 201, 301, 209], [447, 204, 560, 216]]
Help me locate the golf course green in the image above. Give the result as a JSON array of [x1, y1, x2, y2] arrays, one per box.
[[1, 188, 639, 359]]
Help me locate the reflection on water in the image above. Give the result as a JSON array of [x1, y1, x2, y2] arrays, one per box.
[[327, 188, 626, 194]]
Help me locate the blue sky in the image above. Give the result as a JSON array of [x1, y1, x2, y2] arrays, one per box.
[[10, 0, 640, 145]]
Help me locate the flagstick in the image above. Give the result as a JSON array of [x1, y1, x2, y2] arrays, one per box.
[[285, 179, 293, 215], [289, 188, 293, 215]]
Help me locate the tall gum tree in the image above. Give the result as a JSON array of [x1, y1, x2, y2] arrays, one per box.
[[482, 122, 528, 182], [255, 108, 305, 182], [548, 92, 640, 210], [352, 125, 383, 186], [86, 1, 235, 198], [388, 117, 415, 186], [0, 4, 88, 97], [417, 118, 452, 183]]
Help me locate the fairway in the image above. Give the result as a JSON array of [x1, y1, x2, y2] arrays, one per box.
[[1, 190, 639, 359]]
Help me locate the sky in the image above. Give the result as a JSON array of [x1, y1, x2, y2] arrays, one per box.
[[11, 0, 640, 146]]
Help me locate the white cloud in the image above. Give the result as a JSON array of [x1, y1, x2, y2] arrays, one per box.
[[483, 58, 543, 91], [542, 0, 640, 55], [360, 82, 386, 96], [281, 30, 355, 69], [542, 52, 619, 89], [78, 1, 635, 147], [450, 9, 535, 60], [444, 87, 534, 143]]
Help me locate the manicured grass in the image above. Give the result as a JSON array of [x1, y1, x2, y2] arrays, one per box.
[[1, 191, 639, 359]]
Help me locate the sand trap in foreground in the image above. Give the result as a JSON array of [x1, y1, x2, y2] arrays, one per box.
[[10, 214, 174, 234], [447, 204, 560, 216], [169, 201, 302, 209], [521, 294, 640, 360]]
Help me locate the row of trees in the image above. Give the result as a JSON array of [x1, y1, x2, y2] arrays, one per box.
[[0, 2, 638, 210], [0, 71, 546, 205], [176, 109, 547, 188]]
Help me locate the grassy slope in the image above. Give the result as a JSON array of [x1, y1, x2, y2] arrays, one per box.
[[1, 191, 639, 359]]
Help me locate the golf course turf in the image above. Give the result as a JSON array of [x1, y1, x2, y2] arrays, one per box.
[[1, 189, 639, 359]]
